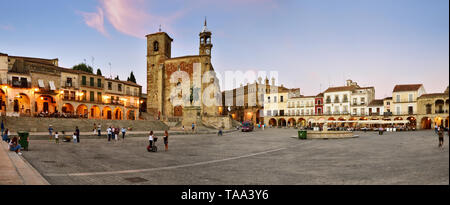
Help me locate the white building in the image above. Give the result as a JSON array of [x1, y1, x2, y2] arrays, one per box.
[[287, 95, 315, 116]]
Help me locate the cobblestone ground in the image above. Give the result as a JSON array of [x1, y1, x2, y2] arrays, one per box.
[[22, 129, 449, 185]]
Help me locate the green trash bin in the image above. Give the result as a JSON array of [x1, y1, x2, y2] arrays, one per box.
[[298, 130, 307, 139], [17, 131, 29, 151]]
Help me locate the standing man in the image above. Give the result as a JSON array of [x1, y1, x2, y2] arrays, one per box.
[[75, 126, 80, 143], [107, 126, 112, 141], [435, 124, 438, 134], [48, 125, 54, 140], [121, 127, 126, 141], [192, 123, 195, 133], [438, 126, 444, 148], [1, 120, 4, 136], [97, 124, 102, 136]]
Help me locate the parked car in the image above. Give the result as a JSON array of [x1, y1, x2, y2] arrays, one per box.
[[241, 121, 254, 132]]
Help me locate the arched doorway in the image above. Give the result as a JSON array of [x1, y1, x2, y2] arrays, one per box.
[[90, 106, 101, 119], [445, 116, 449, 129], [407, 116, 416, 129], [421, 117, 431, 129], [434, 116, 443, 127], [278, 118, 286, 127], [297, 118, 306, 127], [76, 104, 88, 118], [269, 118, 277, 126], [174, 105, 183, 117], [127, 110, 136, 120], [114, 107, 123, 120], [435, 100, 445, 113], [14, 93, 31, 115], [62, 103, 74, 114], [288, 118, 296, 127], [103, 106, 112, 119], [37, 95, 57, 114], [0, 89, 6, 113]]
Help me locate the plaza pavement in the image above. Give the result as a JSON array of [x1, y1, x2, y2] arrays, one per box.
[[0, 141, 49, 185], [9, 128, 450, 185]]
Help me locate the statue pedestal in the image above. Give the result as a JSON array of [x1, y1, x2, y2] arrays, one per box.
[[182, 106, 201, 127]]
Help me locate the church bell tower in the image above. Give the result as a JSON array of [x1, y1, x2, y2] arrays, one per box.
[[199, 18, 213, 56]]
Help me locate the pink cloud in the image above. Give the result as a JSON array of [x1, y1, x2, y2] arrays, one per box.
[[0, 24, 15, 31], [79, 0, 276, 38], [78, 7, 109, 37]]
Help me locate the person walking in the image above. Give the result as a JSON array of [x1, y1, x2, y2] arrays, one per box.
[[97, 124, 102, 136], [93, 123, 97, 135], [163, 130, 169, 151], [434, 124, 438, 134], [48, 125, 54, 140], [192, 123, 195, 133], [55, 131, 59, 144], [107, 126, 112, 141], [75, 126, 80, 143], [438, 126, 444, 148], [121, 127, 126, 140]]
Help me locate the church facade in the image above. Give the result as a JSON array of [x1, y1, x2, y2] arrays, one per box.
[[146, 21, 220, 120]]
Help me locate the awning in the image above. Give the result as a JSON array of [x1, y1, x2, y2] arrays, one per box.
[[38, 79, 45, 88], [49, 81, 56, 90]]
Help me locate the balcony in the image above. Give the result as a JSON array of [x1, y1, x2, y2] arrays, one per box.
[[435, 110, 447, 114], [8, 80, 31, 88], [62, 81, 77, 88], [81, 83, 104, 89]]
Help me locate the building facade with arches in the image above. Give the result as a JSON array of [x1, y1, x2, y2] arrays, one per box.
[[0, 53, 141, 121]]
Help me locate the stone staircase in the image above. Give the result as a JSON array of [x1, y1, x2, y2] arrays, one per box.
[[2, 116, 169, 133]]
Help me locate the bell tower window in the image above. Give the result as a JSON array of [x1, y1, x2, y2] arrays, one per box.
[[153, 41, 159, 52]]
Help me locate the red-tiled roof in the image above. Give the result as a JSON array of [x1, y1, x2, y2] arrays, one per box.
[[9, 55, 58, 66], [393, 84, 422, 92], [316, 93, 324, 97], [368, 99, 384, 106], [324, 85, 358, 93], [418, 93, 446, 99]]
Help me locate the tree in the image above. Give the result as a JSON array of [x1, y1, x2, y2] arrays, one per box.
[[128, 71, 136, 83], [72, 63, 93, 73], [96, 68, 102, 76], [115, 75, 119, 80]]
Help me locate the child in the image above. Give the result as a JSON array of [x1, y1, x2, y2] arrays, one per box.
[[55, 132, 59, 144], [72, 132, 77, 143]]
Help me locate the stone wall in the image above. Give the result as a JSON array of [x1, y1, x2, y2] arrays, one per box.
[[2, 116, 169, 133]]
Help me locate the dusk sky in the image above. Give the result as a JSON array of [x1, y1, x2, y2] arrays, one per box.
[[0, 0, 448, 98]]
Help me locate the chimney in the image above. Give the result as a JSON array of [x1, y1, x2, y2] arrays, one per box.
[[271, 77, 275, 86]]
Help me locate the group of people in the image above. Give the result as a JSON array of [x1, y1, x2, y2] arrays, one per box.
[[2, 121, 22, 155], [148, 130, 169, 152], [36, 111, 89, 119], [106, 125, 127, 141], [48, 125, 80, 143]]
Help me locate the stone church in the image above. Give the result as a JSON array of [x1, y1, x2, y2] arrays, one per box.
[[146, 20, 221, 123]]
